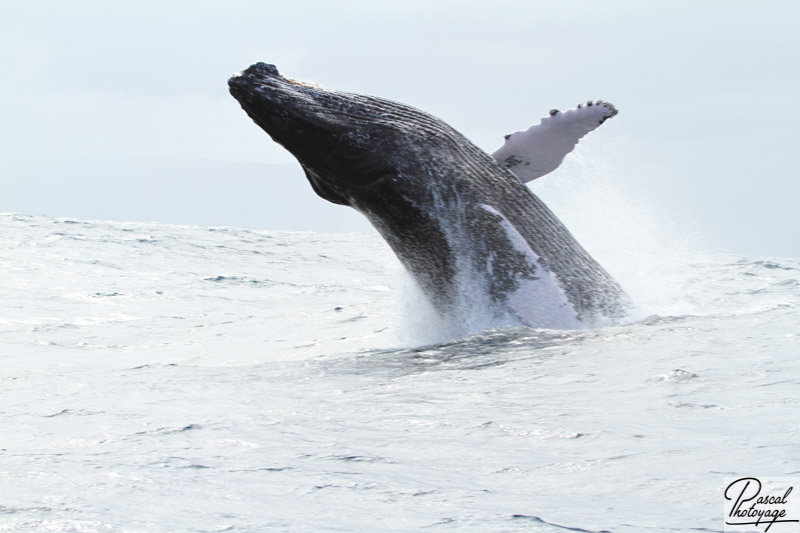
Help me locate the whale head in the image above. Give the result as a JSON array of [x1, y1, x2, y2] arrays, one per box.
[[228, 62, 467, 208]]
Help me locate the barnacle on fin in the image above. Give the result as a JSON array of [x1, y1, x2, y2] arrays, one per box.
[[601, 101, 619, 117]]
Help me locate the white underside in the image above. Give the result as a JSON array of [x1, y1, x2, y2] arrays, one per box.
[[491, 102, 617, 183], [478, 205, 580, 329]]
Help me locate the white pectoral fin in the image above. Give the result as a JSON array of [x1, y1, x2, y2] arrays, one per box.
[[491, 101, 618, 183]]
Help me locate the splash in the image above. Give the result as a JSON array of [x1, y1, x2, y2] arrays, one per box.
[[530, 139, 708, 321], [397, 138, 715, 343]]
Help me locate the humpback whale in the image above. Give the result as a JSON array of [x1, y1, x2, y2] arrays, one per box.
[[228, 62, 627, 329]]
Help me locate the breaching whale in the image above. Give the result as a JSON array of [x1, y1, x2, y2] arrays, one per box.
[[228, 62, 627, 329]]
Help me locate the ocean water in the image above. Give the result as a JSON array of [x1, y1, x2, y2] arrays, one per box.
[[1, 211, 798, 533]]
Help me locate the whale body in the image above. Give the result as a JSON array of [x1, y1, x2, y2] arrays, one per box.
[[228, 62, 628, 329]]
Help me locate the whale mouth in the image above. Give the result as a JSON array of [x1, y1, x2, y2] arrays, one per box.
[[227, 63, 285, 111], [228, 63, 322, 105], [228, 62, 328, 151]]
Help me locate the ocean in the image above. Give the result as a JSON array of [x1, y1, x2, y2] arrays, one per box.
[[1, 209, 798, 532]]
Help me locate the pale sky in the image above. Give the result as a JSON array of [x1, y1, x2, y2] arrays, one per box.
[[2, 0, 799, 257]]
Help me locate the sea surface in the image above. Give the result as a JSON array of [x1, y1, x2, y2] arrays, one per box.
[[1, 212, 798, 532]]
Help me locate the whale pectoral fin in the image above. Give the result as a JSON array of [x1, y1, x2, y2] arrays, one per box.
[[491, 101, 618, 183]]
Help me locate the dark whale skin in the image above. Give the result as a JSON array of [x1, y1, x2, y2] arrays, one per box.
[[229, 62, 628, 326]]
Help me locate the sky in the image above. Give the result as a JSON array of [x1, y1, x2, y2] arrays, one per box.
[[2, 0, 799, 257]]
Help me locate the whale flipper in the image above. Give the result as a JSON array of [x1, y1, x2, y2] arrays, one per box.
[[492, 101, 618, 183]]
